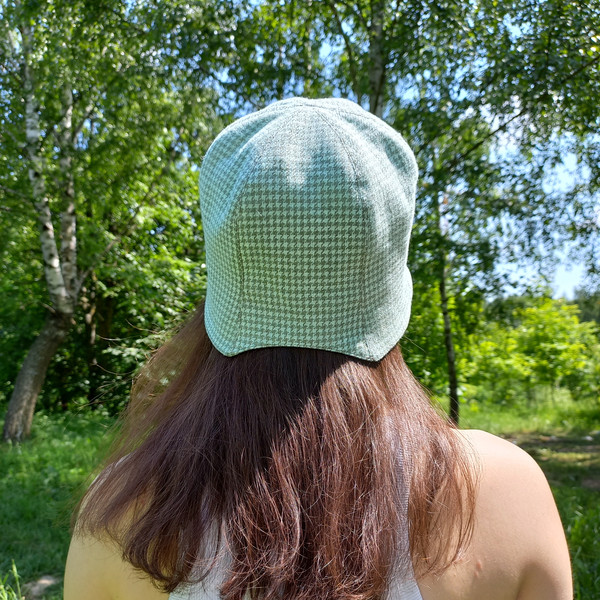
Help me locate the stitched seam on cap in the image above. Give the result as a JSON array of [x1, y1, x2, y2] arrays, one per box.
[[230, 149, 262, 353], [232, 115, 289, 352], [325, 108, 418, 179], [312, 108, 371, 359]]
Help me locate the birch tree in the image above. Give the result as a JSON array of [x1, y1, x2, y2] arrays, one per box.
[[0, 2, 77, 440], [0, 0, 221, 440]]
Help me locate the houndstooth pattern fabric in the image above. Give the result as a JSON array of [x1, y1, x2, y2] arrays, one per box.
[[199, 97, 418, 361]]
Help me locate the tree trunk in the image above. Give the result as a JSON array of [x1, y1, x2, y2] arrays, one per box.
[[83, 274, 100, 408], [436, 193, 459, 424], [21, 23, 73, 317], [301, 0, 314, 96], [2, 19, 77, 442], [439, 269, 459, 425], [2, 315, 72, 442], [328, 0, 362, 105], [59, 82, 77, 298]]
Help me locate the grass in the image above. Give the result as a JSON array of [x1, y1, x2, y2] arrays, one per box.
[[0, 410, 114, 600], [0, 562, 21, 600], [1, 399, 599, 599], [459, 391, 600, 435]]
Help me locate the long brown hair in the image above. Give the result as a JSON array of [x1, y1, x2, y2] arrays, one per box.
[[76, 303, 477, 599]]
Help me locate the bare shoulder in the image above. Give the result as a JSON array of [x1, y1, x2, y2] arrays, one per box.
[[456, 428, 566, 504], [455, 428, 554, 511], [458, 428, 539, 463], [449, 428, 573, 600], [64, 531, 168, 600], [456, 428, 565, 543]]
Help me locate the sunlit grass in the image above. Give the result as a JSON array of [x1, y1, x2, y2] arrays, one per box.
[[0, 562, 21, 600], [0, 410, 114, 599], [459, 394, 600, 435]]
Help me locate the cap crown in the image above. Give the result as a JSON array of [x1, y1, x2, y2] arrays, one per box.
[[199, 97, 418, 361]]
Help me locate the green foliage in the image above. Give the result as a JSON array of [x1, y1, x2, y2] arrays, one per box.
[[0, 410, 114, 588], [461, 297, 600, 407], [402, 284, 448, 394], [0, 0, 219, 414], [0, 215, 46, 404], [1, 0, 600, 428], [574, 286, 600, 324]]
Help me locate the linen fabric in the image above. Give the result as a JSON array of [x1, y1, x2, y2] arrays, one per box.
[[169, 578, 424, 600], [200, 97, 418, 361]]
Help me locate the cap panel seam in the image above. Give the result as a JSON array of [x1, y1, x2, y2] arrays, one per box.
[[232, 115, 292, 352], [230, 149, 263, 353], [312, 108, 372, 359]]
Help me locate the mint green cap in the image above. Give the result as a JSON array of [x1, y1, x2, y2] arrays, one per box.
[[199, 97, 418, 361]]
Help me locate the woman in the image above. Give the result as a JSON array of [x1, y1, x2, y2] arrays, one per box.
[[65, 97, 572, 600]]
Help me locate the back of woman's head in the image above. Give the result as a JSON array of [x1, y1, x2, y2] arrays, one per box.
[[76, 98, 477, 599]]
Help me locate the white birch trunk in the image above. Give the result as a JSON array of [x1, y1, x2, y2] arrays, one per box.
[[59, 83, 77, 298], [21, 22, 73, 316], [3, 20, 76, 442]]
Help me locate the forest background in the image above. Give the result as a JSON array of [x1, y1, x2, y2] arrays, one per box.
[[0, 0, 599, 598]]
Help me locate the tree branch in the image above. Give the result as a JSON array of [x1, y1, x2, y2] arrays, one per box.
[[328, 0, 362, 103], [0, 183, 30, 201], [0, 61, 23, 88], [447, 51, 600, 171], [40, 61, 138, 150], [327, 0, 369, 31], [71, 98, 98, 141], [94, 2, 148, 37], [191, 61, 261, 110], [0, 120, 25, 150], [75, 142, 180, 295], [368, 0, 386, 116]]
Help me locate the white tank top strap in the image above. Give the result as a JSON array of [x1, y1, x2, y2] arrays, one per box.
[[390, 576, 424, 600], [170, 453, 423, 599], [169, 576, 424, 600]]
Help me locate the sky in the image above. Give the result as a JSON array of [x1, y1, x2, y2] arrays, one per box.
[[553, 261, 585, 299]]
